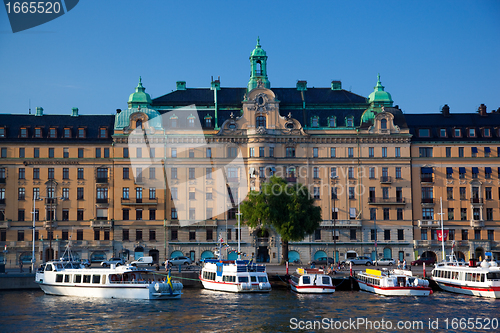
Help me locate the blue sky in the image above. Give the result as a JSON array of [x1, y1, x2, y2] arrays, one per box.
[[0, 0, 499, 116]]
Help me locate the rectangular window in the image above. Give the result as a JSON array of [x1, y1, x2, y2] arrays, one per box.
[[123, 167, 129, 179], [77, 128, 85, 138], [269, 147, 274, 157], [103, 148, 109, 158], [485, 187, 492, 200], [350, 228, 356, 240], [330, 147, 336, 158], [349, 187, 355, 199], [122, 209, 129, 220], [286, 147, 295, 158], [462, 229, 468, 241], [19, 168, 25, 179], [77, 188, 84, 200], [313, 147, 318, 158], [171, 187, 178, 200], [313, 187, 320, 199], [189, 230, 196, 240], [397, 208, 403, 220], [458, 147, 464, 158], [368, 147, 374, 158], [136, 229, 142, 240], [259, 147, 265, 157], [95, 148, 101, 158], [395, 167, 402, 179], [189, 187, 196, 200], [18, 209, 25, 221], [461, 208, 467, 221], [48, 168, 54, 179], [171, 168, 177, 179], [149, 187, 155, 200], [76, 210, 83, 221], [348, 147, 354, 158], [63, 148, 69, 158], [369, 167, 375, 179], [19, 148, 25, 158], [78, 148, 84, 158], [206, 148, 212, 158], [62, 188, 69, 200], [189, 168, 195, 179], [460, 187, 466, 200], [447, 187, 453, 200], [171, 208, 178, 219], [440, 128, 447, 138], [206, 208, 213, 220], [18, 187, 25, 200], [448, 208, 454, 220], [395, 147, 401, 158], [34, 147, 39, 158], [330, 167, 337, 179], [62, 168, 69, 180], [149, 167, 155, 179], [189, 148, 194, 158], [488, 230, 494, 240], [486, 208, 493, 221], [313, 167, 319, 179], [170, 229, 178, 240], [370, 208, 377, 220], [62, 209, 69, 221], [422, 208, 434, 220], [419, 147, 433, 157], [446, 147, 451, 158], [136, 148, 142, 158], [189, 208, 195, 220], [383, 208, 390, 220], [206, 228, 213, 241], [123, 147, 129, 158], [382, 147, 387, 158], [149, 229, 156, 240], [418, 128, 430, 137], [384, 229, 390, 240], [227, 147, 237, 158]]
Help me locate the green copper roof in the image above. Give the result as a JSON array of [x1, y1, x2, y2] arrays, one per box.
[[368, 74, 393, 106], [360, 108, 376, 125], [128, 77, 152, 108], [250, 37, 267, 57], [114, 107, 162, 130]]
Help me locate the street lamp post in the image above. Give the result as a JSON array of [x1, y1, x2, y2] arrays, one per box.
[[31, 193, 37, 272]]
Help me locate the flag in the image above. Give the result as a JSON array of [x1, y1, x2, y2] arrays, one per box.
[[437, 229, 449, 242]]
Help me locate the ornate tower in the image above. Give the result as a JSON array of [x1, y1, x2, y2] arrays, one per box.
[[247, 37, 270, 92]]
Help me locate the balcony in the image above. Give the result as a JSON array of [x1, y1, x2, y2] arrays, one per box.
[[90, 220, 113, 228], [421, 198, 434, 206], [380, 176, 392, 184], [121, 197, 158, 206], [0, 177, 5, 184], [43, 221, 57, 229], [286, 176, 296, 183], [470, 198, 483, 204], [227, 177, 239, 183], [96, 198, 109, 204], [368, 197, 405, 205], [0, 221, 9, 228], [45, 198, 57, 205], [321, 219, 362, 228], [96, 177, 109, 184], [418, 220, 440, 228], [470, 220, 484, 228]]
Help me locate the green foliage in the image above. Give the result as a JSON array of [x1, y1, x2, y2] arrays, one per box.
[[240, 176, 322, 242]]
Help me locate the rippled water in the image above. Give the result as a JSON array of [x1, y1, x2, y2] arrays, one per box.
[[1, 289, 499, 332]]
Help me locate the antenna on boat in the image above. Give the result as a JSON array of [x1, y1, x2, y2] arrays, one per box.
[[439, 197, 445, 261]]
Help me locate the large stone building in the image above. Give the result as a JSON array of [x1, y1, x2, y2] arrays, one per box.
[[1, 40, 499, 268]]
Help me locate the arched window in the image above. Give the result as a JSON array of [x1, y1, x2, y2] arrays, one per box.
[[256, 116, 266, 128], [346, 117, 354, 127], [380, 119, 387, 129], [136, 120, 142, 129]]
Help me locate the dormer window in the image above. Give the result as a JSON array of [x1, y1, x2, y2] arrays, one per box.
[[454, 128, 461, 138], [99, 127, 107, 138], [78, 128, 86, 138], [34, 128, 42, 138], [380, 119, 387, 129], [329, 117, 336, 127], [440, 128, 447, 138], [346, 117, 354, 127], [483, 128, 491, 137], [311, 117, 319, 128], [0, 127, 5, 138], [187, 115, 196, 128], [63, 128, 71, 138], [170, 115, 178, 128], [49, 128, 57, 138], [418, 128, 430, 138], [204, 116, 212, 128], [468, 128, 476, 138], [20, 127, 28, 138]]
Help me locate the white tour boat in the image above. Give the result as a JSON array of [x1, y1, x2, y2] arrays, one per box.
[[355, 268, 432, 296], [431, 255, 500, 299], [289, 268, 335, 294], [35, 259, 183, 299]]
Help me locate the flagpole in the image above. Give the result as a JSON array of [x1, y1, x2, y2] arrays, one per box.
[[440, 197, 445, 261]]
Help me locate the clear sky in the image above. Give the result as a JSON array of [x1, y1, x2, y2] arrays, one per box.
[[1, 0, 499, 116]]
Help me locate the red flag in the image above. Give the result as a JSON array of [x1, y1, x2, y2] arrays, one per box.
[[437, 229, 449, 241]]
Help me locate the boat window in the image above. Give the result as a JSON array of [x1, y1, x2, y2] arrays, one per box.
[[250, 276, 257, 283], [487, 272, 500, 280], [74, 274, 82, 283], [322, 276, 331, 285], [83, 275, 91, 283], [238, 277, 248, 283], [55, 263, 63, 271], [56, 274, 63, 283], [258, 276, 268, 283], [93, 275, 101, 284], [481, 274, 485, 282], [45, 264, 53, 271], [64, 274, 70, 283], [102, 275, 106, 284], [302, 276, 311, 284]]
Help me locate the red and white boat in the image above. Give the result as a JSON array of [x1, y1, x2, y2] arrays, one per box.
[[355, 268, 432, 296], [431, 256, 500, 299], [289, 268, 335, 294]]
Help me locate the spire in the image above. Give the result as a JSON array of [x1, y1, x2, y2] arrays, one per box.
[[256, 36, 261, 48], [128, 76, 152, 108]]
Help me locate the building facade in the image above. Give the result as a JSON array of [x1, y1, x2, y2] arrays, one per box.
[[1, 40, 499, 268]]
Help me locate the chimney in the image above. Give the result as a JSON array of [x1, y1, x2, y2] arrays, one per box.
[[116, 109, 122, 114], [331, 80, 342, 90], [176, 81, 186, 90], [35, 107, 43, 116], [441, 104, 450, 117], [210, 76, 221, 91], [478, 104, 487, 116], [296, 80, 307, 91], [71, 107, 79, 117]]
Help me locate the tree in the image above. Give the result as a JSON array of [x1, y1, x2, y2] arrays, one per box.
[[240, 176, 322, 264]]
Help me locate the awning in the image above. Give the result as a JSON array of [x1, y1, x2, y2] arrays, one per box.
[[484, 147, 491, 153], [421, 167, 433, 173], [471, 147, 478, 153], [446, 167, 453, 174], [459, 167, 466, 173], [472, 167, 479, 174], [485, 167, 492, 174]]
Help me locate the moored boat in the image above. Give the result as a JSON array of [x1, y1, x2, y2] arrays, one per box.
[[289, 268, 335, 294], [355, 268, 431, 296], [431, 257, 500, 299], [35, 260, 183, 299]]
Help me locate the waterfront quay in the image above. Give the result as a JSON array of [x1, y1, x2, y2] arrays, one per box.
[[0, 263, 428, 291]]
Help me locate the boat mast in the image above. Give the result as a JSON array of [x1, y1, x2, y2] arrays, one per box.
[[439, 197, 445, 261]]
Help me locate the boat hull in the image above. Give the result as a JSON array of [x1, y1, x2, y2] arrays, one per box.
[[38, 282, 182, 299], [434, 280, 500, 299], [290, 282, 335, 294], [357, 280, 432, 296]]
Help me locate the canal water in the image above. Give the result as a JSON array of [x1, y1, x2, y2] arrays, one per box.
[[1, 289, 498, 332]]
